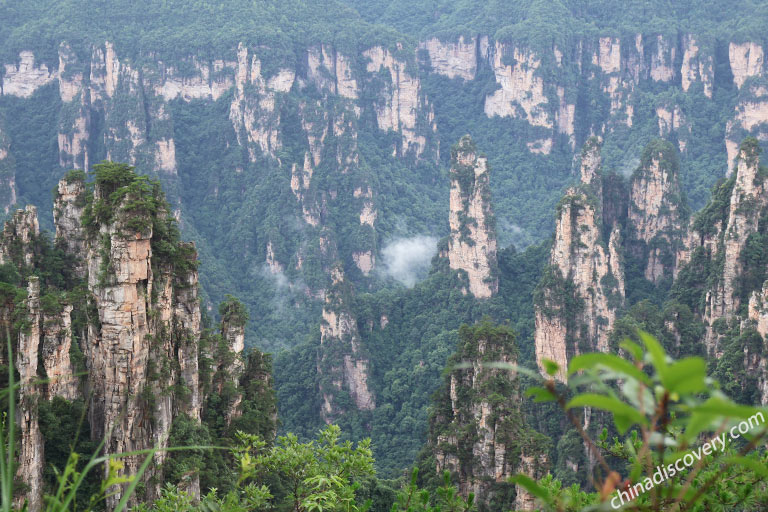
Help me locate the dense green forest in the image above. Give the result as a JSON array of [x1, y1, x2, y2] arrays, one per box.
[[4, 1, 768, 510]]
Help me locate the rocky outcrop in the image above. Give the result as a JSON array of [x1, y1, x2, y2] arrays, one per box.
[[364, 46, 433, 157], [0, 206, 39, 268], [152, 57, 236, 102], [704, 139, 768, 351], [229, 43, 282, 160], [650, 34, 676, 82], [15, 277, 44, 512], [485, 43, 551, 129], [1, 51, 55, 97], [725, 80, 768, 173], [592, 36, 637, 129], [681, 35, 714, 98], [447, 135, 498, 298], [628, 140, 688, 282], [421, 36, 479, 80], [656, 103, 689, 152], [534, 139, 624, 381], [318, 265, 374, 422], [219, 298, 247, 423], [427, 321, 549, 510], [0, 119, 16, 214], [730, 42, 764, 89], [42, 302, 79, 400], [308, 45, 357, 99], [53, 173, 87, 276], [57, 43, 91, 170], [2, 167, 277, 508]]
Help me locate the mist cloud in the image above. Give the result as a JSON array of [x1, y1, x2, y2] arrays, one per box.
[[379, 235, 438, 287]]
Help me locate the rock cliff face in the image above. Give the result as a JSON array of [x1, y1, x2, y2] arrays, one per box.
[[485, 43, 552, 130], [426, 321, 549, 510], [534, 138, 625, 381], [318, 265, 374, 423], [15, 277, 44, 512], [421, 36, 480, 81], [6, 168, 274, 510], [1, 205, 39, 267], [364, 46, 434, 157], [53, 173, 87, 276], [447, 135, 498, 298], [0, 119, 16, 214], [702, 140, 768, 352], [628, 140, 688, 282], [0, 41, 437, 291]]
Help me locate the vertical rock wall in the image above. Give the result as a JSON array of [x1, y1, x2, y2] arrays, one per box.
[[318, 265, 374, 422], [628, 140, 688, 282], [534, 139, 625, 381], [447, 135, 498, 299]]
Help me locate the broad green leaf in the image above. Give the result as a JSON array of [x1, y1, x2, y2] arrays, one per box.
[[690, 398, 766, 421], [568, 353, 651, 385], [666, 357, 707, 394], [508, 474, 552, 504], [620, 377, 655, 412], [639, 331, 668, 384], [567, 393, 649, 433], [483, 361, 542, 380], [620, 339, 643, 362], [525, 386, 557, 403]]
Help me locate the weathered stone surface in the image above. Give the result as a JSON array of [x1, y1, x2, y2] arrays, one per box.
[[730, 42, 764, 89], [318, 265, 374, 422], [1, 51, 56, 97], [421, 36, 477, 80], [628, 141, 687, 282], [726, 82, 768, 174], [485, 43, 551, 130], [650, 34, 676, 82], [57, 43, 91, 170], [448, 135, 498, 298], [15, 278, 44, 512], [535, 139, 624, 381], [364, 46, 431, 156], [42, 303, 79, 400], [0, 206, 39, 268], [0, 121, 16, 215], [54, 176, 87, 276], [681, 34, 713, 98], [704, 140, 767, 353], [229, 43, 282, 160]]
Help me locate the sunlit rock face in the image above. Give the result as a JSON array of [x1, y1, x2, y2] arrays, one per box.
[[628, 140, 688, 283], [535, 138, 624, 382], [447, 135, 498, 299]]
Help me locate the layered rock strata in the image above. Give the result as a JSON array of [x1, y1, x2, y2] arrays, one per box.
[[628, 140, 688, 282], [5, 168, 275, 510], [447, 135, 498, 298], [534, 138, 625, 381], [318, 265, 374, 422]]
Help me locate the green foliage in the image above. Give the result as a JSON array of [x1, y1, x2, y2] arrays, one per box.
[[389, 469, 475, 512], [219, 295, 249, 328], [513, 331, 768, 511], [234, 425, 375, 512], [420, 319, 550, 511]]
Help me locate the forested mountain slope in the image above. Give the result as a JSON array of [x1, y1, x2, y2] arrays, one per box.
[[4, 0, 768, 503], [4, 1, 768, 353]]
